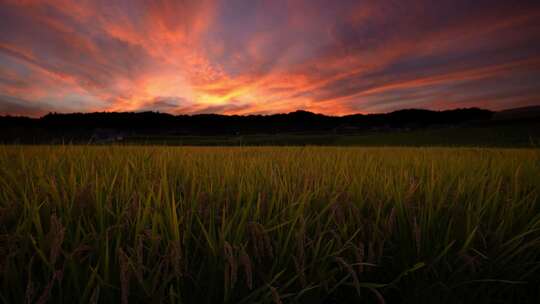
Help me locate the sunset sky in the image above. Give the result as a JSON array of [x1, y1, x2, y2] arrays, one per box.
[[1, 0, 539, 116]]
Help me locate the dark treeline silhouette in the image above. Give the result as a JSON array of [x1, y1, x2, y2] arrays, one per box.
[[0, 107, 498, 143]]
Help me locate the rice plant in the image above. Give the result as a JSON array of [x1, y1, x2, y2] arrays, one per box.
[[0, 146, 539, 303]]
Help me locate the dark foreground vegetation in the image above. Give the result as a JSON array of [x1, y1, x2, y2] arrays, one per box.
[[124, 122, 540, 147], [2, 106, 539, 147], [0, 146, 539, 303]]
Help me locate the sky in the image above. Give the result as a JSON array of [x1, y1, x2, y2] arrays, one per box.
[[1, 0, 539, 117]]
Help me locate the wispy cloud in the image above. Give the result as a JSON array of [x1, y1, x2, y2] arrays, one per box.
[[0, 0, 539, 116]]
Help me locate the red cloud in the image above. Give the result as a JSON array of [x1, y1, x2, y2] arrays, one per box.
[[0, 0, 539, 116]]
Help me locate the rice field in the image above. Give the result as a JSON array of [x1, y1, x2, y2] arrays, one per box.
[[0, 146, 539, 303]]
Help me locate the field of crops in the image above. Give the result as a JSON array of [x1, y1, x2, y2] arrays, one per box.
[[0, 146, 539, 303]]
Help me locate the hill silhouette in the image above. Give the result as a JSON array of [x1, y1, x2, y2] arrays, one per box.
[[1, 107, 539, 146], [0, 108, 495, 142]]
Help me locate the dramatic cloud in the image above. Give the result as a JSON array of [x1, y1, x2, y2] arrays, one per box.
[[1, 0, 539, 116]]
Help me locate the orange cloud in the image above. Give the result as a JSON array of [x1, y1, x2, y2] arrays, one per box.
[[0, 0, 539, 116]]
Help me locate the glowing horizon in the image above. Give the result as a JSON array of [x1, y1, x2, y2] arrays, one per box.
[[1, 0, 539, 117]]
